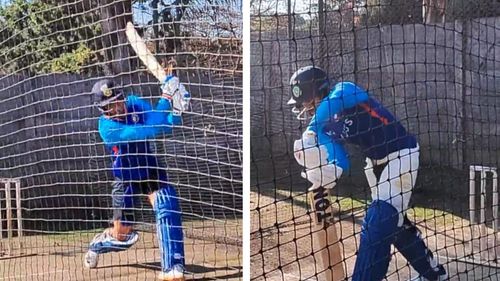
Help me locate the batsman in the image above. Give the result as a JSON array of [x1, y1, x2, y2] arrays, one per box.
[[289, 66, 448, 281], [83, 75, 191, 281]]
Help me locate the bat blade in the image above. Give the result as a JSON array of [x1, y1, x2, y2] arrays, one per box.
[[125, 21, 167, 82], [309, 186, 345, 281]]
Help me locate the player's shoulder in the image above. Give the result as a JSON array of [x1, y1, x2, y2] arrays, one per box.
[[330, 81, 366, 95], [333, 81, 358, 89], [98, 115, 119, 130], [126, 94, 141, 104], [98, 115, 109, 125], [127, 94, 152, 108], [365, 96, 383, 107]]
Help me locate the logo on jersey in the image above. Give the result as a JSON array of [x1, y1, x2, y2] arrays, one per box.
[[131, 114, 140, 123], [341, 118, 353, 138], [325, 117, 354, 139], [292, 86, 302, 98], [325, 130, 336, 137]]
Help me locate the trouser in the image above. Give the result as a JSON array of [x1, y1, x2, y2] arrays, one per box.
[[353, 145, 446, 280]]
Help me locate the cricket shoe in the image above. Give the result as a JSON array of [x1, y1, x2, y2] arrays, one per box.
[[84, 229, 139, 268], [84, 250, 99, 269], [408, 264, 448, 281], [158, 264, 185, 281]]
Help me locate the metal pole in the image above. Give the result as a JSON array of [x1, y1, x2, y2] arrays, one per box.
[[480, 170, 487, 260], [5, 181, 11, 256], [288, 0, 292, 74], [15, 179, 22, 250], [492, 170, 499, 261], [469, 166, 476, 257], [0, 181, 3, 253], [318, 0, 326, 70]]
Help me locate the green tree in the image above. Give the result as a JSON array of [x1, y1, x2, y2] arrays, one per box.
[[0, 0, 101, 75], [0, 0, 240, 75], [132, 0, 241, 69]]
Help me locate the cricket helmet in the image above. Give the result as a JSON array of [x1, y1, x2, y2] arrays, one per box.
[[287, 66, 330, 120], [92, 79, 124, 113]]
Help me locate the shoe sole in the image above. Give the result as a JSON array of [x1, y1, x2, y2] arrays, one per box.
[[157, 277, 184, 281]]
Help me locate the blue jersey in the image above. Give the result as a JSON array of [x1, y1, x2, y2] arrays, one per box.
[[307, 82, 417, 171], [98, 95, 181, 181]]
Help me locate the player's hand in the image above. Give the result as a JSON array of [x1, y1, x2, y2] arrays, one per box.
[[161, 75, 191, 115], [293, 130, 327, 168], [301, 164, 342, 191]]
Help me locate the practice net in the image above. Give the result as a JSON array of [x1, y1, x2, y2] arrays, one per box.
[[251, 0, 500, 280], [0, 0, 242, 280]]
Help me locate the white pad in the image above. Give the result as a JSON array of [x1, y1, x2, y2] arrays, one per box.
[[293, 130, 328, 169], [364, 158, 377, 189], [367, 146, 420, 227], [302, 164, 343, 191]]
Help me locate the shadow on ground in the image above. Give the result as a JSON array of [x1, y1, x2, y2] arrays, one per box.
[[99, 262, 243, 280]]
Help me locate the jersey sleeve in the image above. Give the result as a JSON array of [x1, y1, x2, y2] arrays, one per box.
[[316, 129, 350, 172], [127, 95, 153, 111], [98, 116, 159, 145], [307, 82, 369, 133], [154, 97, 182, 134], [128, 95, 182, 135], [98, 96, 182, 145]]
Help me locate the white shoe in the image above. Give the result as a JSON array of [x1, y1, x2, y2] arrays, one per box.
[[409, 276, 448, 281], [88, 229, 139, 253], [158, 264, 185, 281], [84, 250, 99, 269], [409, 265, 448, 281]]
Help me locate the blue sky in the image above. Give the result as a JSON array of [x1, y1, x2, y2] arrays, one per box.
[[134, 1, 242, 26], [251, 0, 319, 15]]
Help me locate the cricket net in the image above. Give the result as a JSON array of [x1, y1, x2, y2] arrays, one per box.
[[251, 0, 500, 280], [0, 0, 242, 280]]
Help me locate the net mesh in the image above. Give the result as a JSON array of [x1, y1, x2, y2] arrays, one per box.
[[251, 0, 500, 280], [0, 0, 242, 280]]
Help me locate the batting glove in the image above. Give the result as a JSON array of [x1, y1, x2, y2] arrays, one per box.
[[161, 75, 191, 115], [301, 164, 342, 191]]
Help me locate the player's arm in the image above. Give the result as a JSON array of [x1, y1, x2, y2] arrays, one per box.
[[128, 94, 182, 135], [98, 96, 179, 145], [293, 129, 350, 191], [155, 97, 182, 133], [98, 116, 160, 145], [308, 82, 369, 132]]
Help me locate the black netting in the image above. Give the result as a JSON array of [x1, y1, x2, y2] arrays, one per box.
[[251, 1, 500, 280]]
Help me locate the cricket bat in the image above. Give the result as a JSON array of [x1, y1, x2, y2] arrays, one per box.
[[309, 186, 345, 281], [125, 21, 168, 82]]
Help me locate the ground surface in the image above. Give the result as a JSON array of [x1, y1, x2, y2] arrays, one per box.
[[0, 220, 242, 281], [250, 177, 500, 281]]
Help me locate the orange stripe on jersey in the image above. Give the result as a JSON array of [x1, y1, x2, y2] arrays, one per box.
[[359, 103, 390, 125]]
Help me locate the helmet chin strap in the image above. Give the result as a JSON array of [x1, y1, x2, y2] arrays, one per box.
[[292, 106, 314, 121]]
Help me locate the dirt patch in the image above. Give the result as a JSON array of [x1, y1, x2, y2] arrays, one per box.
[[251, 165, 500, 281], [0, 220, 242, 281]]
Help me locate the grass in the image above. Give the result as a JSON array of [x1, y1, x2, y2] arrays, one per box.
[[28, 218, 242, 245], [407, 207, 466, 227], [273, 189, 467, 228], [43, 229, 103, 243]]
